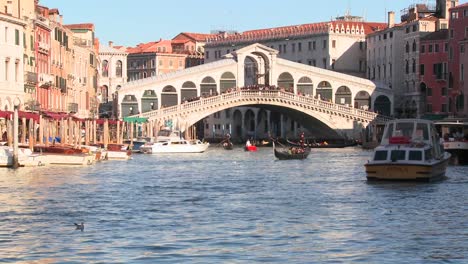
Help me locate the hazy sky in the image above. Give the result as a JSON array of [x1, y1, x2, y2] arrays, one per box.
[[39, 0, 467, 47]]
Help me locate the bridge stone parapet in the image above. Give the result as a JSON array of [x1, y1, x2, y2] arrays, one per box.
[[137, 90, 392, 136]]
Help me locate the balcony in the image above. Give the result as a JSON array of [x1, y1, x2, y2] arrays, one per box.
[[68, 103, 78, 113], [25, 71, 38, 84], [38, 42, 50, 54], [39, 73, 54, 88]]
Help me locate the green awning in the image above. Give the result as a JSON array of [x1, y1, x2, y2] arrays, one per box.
[[123, 117, 148, 123]]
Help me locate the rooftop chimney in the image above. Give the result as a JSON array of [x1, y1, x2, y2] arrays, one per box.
[[388, 11, 395, 28], [109, 41, 113, 47]]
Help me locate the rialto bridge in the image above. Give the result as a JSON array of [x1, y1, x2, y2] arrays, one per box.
[[118, 43, 393, 139]]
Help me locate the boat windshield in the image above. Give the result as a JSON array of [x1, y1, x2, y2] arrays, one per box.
[[374, 150, 388, 161], [394, 122, 414, 138]]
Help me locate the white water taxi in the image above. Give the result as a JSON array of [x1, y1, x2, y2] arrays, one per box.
[[365, 119, 451, 181], [140, 129, 209, 154]]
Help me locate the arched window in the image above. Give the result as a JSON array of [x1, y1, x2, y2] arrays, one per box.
[[405, 42, 410, 53], [405, 60, 409, 74], [412, 40, 417, 52], [102, 60, 109, 77], [116, 60, 122, 77], [412, 59, 416, 73]]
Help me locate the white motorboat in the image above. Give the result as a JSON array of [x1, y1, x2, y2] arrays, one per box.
[[140, 129, 209, 154], [365, 119, 451, 181], [0, 146, 41, 167]]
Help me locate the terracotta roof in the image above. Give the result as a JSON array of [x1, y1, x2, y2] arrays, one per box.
[[49, 8, 59, 15], [173, 32, 217, 42], [65, 23, 95, 31], [126, 40, 174, 54], [206, 21, 387, 46]]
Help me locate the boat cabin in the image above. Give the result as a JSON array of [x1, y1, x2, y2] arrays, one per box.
[[374, 119, 444, 162]]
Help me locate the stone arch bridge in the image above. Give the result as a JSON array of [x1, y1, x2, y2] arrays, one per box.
[[118, 43, 393, 138]]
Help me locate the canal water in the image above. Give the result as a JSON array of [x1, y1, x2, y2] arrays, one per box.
[[0, 147, 467, 263]]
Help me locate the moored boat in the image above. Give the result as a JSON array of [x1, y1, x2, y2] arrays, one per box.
[[365, 119, 451, 181], [140, 128, 209, 154], [273, 142, 310, 160]]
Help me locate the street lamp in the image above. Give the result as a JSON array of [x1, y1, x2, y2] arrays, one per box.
[[150, 102, 154, 110], [129, 107, 133, 115], [12, 97, 20, 169]]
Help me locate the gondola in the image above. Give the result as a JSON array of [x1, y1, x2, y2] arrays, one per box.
[[222, 140, 234, 150], [273, 142, 310, 160]]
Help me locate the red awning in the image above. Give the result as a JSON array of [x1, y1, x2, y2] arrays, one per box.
[[18, 111, 40, 122], [0, 111, 40, 122], [0, 110, 12, 119]]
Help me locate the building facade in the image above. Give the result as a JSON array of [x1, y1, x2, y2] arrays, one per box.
[[98, 41, 128, 118], [204, 15, 386, 79], [0, 12, 26, 110], [448, 3, 468, 115], [420, 30, 449, 115]]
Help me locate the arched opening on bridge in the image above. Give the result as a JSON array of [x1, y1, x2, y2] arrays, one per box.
[[335, 86, 351, 105], [257, 109, 269, 138], [121, 94, 139, 117], [244, 109, 256, 139], [354, 91, 371, 110], [233, 109, 243, 140], [251, 51, 271, 86], [373, 95, 391, 116], [141, 90, 158, 113], [244, 56, 258, 87], [220, 72, 236, 94], [297, 76, 313, 96], [277, 72, 294, 91], [161, 86, 178, 107], [200, 76, 217, 97], [181, 81, 197, 102], [316, 81, 332, 101]]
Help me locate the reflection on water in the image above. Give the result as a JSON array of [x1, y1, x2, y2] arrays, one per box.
[[0, 147, 467, 263]]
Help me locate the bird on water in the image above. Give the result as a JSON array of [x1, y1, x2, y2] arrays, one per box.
[[74, 222, 84, 231]]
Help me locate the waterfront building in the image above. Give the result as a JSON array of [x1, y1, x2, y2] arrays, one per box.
[[34, 4, 52, 113], [447, 3, 468, 116], [368, 0, 458, 118], [204, 14, 386, 78], [420, 30, 449, 115], [462, 38, 468, 116], [0, 8, 26, 110], [98, 41, 128, 118], [65, 23, 100, 118], [172, 32, 215, 67]]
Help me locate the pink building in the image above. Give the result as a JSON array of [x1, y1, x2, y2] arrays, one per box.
[[448, 3, 468, 116], [420, 30, 449, 115], [35, 5, 52, 112]]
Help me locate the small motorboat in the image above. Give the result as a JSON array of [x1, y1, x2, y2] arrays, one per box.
[[140, 128, 209, 154], [273, 142, 310, 160]]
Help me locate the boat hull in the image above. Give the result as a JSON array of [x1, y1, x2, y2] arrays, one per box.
[[442, 141, 468, 165], [274, 148, 310, 160], [140, 142, 209, 154], [365, 157, 450, 181], [245, 146, 257, 152]]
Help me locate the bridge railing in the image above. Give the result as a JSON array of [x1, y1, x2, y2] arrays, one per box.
[[138, 90, 392, 123]]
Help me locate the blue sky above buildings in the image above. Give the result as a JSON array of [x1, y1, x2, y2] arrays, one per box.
[[39, 0, 467, 47]]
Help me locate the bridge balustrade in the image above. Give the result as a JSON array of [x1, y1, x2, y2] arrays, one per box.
[[134, 90, 391, 124]]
